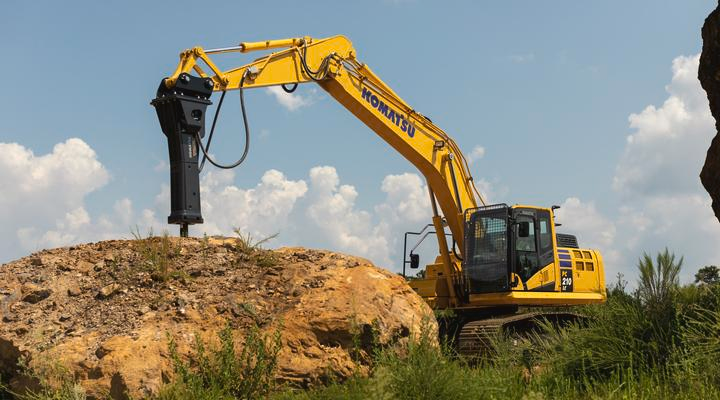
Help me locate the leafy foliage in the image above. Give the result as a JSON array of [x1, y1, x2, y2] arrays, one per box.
[[0, 356, 87, 400], [157, 324, 282, 400], [695, 265, 720, 285]]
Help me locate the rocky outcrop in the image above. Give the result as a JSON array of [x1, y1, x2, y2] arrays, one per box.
[[0, 237, 435, 399], [699, 2, 720, 222]]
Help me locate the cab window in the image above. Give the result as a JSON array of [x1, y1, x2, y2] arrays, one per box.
[[516, 220, 536, 251], [537, 210, 554, 266], [515, 214, 539, 281]]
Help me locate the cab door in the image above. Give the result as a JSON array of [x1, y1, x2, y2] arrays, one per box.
[[514, 208, 556, 291]]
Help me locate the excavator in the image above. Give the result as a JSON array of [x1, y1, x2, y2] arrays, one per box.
[[151, 35, 606, 354]]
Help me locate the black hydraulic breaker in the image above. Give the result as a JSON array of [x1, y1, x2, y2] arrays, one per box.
[[151, 73, 214, 237]]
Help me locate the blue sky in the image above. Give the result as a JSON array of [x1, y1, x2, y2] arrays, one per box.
[[1, 1, 718, 284]]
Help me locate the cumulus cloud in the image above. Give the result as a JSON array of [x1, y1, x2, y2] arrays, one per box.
[[554, 198, 621, 277], [193, 166, 435, 270], [195, 168, 308, 239], [0, 139, 109, 211], [613, 54, 713, 198], [611, 54, 720, 281], [303, 166, 391, 264], [0, 139, 176, 261], [265, 86, 313, 111], [555, 198, 615, 250], [559, 54, 720, 284], [467, 145, 486, 164], [0, 139, 110, 259]]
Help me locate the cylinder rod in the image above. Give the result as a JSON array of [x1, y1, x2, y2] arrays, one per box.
[[205, 46, 243, 54]]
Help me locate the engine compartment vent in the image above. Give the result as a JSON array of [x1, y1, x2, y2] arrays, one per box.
[[556, 233, 579, 249]]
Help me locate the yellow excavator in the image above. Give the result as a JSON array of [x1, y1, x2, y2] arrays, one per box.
[[151, 35, 606, 352]]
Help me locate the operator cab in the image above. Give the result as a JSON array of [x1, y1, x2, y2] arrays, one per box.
[[462, 204, 594, 295]]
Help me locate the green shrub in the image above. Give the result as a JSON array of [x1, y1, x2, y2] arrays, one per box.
[[157, 324, 282, 400], [0, 357, 87, 400]]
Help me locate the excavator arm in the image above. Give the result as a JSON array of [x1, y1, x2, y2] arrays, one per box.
[[153, 35, 485, 301]]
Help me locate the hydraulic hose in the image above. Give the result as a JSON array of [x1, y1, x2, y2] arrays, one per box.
[[198, 90, 226, 172], [195, 72, 251, 170]]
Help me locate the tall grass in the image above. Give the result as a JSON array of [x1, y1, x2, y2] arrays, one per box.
[[232, 229, 279, 268], [156, 324, 282, 400], [0, 356, 87, 400], [130, 228, 181, 282]]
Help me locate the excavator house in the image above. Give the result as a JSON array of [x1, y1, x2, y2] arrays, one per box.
[[151, 35, 606, 353]]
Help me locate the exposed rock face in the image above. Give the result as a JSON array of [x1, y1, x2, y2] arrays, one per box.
[[0, 238, 435, 399], [699, 2, 720, 222]]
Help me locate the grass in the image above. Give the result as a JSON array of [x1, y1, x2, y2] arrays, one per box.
[[0, 355, 88, 400], [231, 229, 279, 268], [130, 227, 181, 283], [155, 324, 282, 400]]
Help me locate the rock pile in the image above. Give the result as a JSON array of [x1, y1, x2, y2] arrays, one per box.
[[0, 237, 435, 399]]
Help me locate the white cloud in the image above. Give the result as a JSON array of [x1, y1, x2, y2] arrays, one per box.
[[153, 159, 169, 172], [196, 168, 308, 239], [467, 145, 485, 164], [188, 166, 442, 270], [376, 173, 429, 223], [555, 198, 615, 250], [0, 139, 110, 259], [0, 139, 175, 260], [613, 54, 713, 198], [558, 54, 720, 285], [611, 54, 720, 282], [0, 139, 109, 211], [554, 198, 621, 278], [304, 166, 392, 265], [510, 53, 535, 64], [265, 86, 313, 111]]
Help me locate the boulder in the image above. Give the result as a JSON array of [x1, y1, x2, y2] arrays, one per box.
[[0, 238, 435, 399], [699, 2, 720, 222]]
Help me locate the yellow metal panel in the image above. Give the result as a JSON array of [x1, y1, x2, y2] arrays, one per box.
[[468, 291, 605, 306], [524, 262, 557, 291], [569, 247, 605, 294]]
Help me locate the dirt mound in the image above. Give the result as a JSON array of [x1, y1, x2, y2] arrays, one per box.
[[0, 237, 435, 399], [700, 3, 720, 223]]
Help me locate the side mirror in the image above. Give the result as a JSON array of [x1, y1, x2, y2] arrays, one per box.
[[518, 221, 530, 238], [410, 253, 420, 269]]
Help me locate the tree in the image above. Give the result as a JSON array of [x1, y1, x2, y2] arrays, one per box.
[[694, 265, 720, 285]]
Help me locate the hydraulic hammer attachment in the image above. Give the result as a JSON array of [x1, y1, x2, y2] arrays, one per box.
[[151, 73, 214, 237]]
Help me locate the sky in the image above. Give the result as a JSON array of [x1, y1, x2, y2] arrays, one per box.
[[1, 0, 718, 285]]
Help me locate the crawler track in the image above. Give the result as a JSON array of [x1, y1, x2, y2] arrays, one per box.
[[457, 312, 585, 357]]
